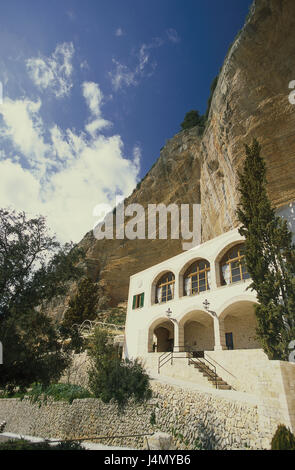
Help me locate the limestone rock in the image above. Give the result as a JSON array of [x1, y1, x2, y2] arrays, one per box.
[[46, 0, 295, 314], [147, 432, 173, 450]]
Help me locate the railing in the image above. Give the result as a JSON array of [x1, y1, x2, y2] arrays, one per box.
[[157, 347, 219, 389], [188, 353, 218, 389], [71, 319, 125, 337], [158, 346, 194, 373], [158, 351, 172, 373], [205, 353, 237, 380]]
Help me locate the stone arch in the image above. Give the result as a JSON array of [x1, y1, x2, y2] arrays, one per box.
[[219, 299, 260, 350], [178, 309, 214, 352], [147, 316, 175, 353]]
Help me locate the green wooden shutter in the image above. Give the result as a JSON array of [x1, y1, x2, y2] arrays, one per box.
[[132, 295, 137, 309], [140, 292, 145, 308]]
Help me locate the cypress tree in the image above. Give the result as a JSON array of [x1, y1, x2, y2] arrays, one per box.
[[63, 277, 99, 327], [237, 139, 295, 360]]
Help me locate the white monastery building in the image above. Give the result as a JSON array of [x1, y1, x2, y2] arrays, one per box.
[[124, 204, 295, 432], [125, 227, 257, 359]]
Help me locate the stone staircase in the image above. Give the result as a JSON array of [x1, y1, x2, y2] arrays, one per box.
[[189, 358, 232, 390]]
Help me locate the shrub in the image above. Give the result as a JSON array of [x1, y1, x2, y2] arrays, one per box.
[[26, 383, 92, 405], [0, 439, 84, 450], [271, 424, 295, 450], [87, 327, 152, 410], [180, 110, 205, 131]]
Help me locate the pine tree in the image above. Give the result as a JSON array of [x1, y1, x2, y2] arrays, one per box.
[[180, 110, 205, 130], [237, 139, 295, 360], [63, 277, 99, 328]]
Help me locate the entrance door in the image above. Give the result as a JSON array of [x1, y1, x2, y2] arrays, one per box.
[[225, 332, 234, 350]]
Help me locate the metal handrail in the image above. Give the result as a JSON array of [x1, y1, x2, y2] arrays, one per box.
[[71, 319, 125, 337], [158, 351, 172, 373], [188, 354, 218, 389], [204, 353, 237, 379], [158, 347, 192, 373]]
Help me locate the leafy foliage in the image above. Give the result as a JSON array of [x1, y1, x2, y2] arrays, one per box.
[[87, 327, 152, 411], [0, 208, 84, 391], [0, 439, 84, 450], [271, 424, 295, 450], [62, 277, 99, 328], [237, 139, 295, 360], [97, 306, 126, 326], [0, 309, 70, 392], [26, 382, 92, 405], [180, 110, 205, 131]]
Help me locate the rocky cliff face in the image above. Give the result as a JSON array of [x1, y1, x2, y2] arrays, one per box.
[[49, 0, 295, 317], [200, 0, 295, 241]]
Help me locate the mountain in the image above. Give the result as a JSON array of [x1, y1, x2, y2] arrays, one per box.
[[49, 0, 295, 319]]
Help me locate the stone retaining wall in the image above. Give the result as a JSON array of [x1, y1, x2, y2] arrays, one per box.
[[0, 380, 276, 450]]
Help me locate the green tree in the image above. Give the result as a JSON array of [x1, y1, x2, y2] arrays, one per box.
[[62, 277, 99, 328], [237, 139, 295, 360], [87, 327, 152, 410], [0, 208, 84, 391], [271, 424, 295, 450], [180, 110, 205, 131]]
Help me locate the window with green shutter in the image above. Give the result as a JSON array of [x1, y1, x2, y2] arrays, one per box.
[[132, 295, 137, 309], [139, 292, 144, 307], [132, 292, 145, 309]]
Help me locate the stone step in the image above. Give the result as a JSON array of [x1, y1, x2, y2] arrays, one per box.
[[190, 359, 232, 390], [207, 376, 223, 382], [217, 384, 232, 390]]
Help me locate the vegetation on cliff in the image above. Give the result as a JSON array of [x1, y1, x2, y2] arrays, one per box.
[[237, 139, 295, 361], [181, 109, 205, 131]]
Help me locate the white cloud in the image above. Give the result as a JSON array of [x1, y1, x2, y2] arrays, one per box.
[[82, 82, 111, 136], [26, 42, 75, 98], [80, 60, 89, 70], [0, 81, 140, 243], [109, 59, 138, 91], [82, 81, 103, 116], [109, 44, 157, 91], [85, 118, 111, 137], [0, 97, 50, 175], [0, 159, 41, 214], [109, 32, 178, 91], [115, 28, 124, 37], [132, 144, 141, 172], [166, 28, 180, 43]]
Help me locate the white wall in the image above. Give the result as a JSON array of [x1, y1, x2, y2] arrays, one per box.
[[124, 228, 258, 359]]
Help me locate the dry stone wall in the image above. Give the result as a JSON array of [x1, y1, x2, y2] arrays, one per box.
[[0, 381, 275, 450]]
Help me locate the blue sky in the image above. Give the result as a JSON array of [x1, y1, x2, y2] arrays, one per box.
[[0, 0, 252, 242]]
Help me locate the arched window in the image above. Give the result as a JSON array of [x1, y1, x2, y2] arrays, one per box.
[[183, 259, 210, 296], [220, 244, 250, 285], [155, 272, 175, 304]]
